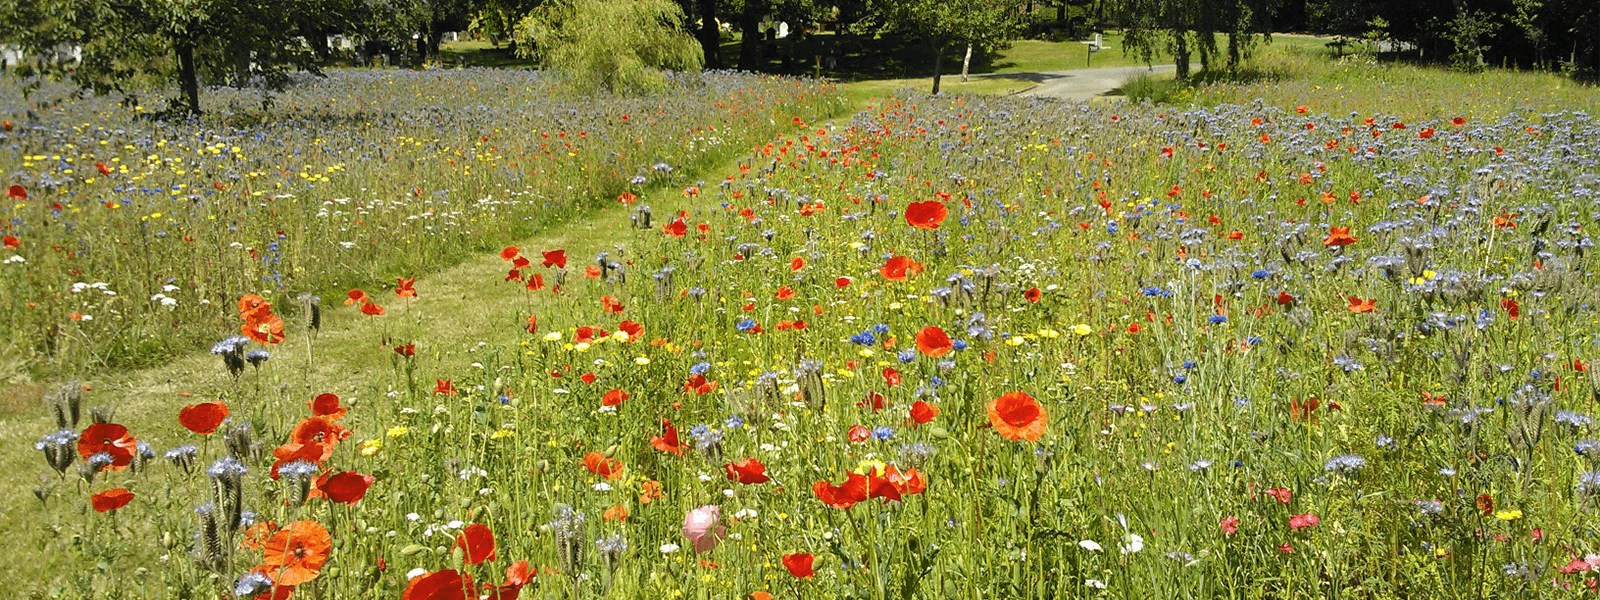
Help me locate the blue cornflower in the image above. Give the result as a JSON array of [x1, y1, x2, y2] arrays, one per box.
[[1207, 315, 1227, 324], [690, 362, 711, 375], [735, 319, 756, 332], [872, 426, 894, 441], [1173, 375, 1187, 384], [952, 339, 968, 351], [897, 349, 916, 363], [850, 330, 877, 345], [1324, 454, 1367, 474], [1181, 361, 1196, 369], [724, 414, 745, 429], [872, 324, 890, 334], [1250, 269, 1272, 279]]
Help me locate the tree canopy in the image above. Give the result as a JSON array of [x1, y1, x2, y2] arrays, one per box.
[[515, 0, 704, 93]]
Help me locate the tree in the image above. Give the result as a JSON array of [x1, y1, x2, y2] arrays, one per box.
[[0, 0, 327, 114], [871, 0, 1025, 94], [516, 0, 703, 93]]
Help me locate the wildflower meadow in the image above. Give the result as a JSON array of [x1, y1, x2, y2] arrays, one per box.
[[10, 58, 1600, 600]]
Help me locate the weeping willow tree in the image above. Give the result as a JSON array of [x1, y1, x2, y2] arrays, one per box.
[[516, 0, 704, 94]]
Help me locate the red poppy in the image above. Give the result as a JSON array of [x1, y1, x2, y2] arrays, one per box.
[[1477, 494, 1494, 515], [96, 162, 112, 176], [603, 503, 630, 522], [867, 469, 902, 503], [915, 326, 952, 357], [91, 488, 135, 512], [499, 246, 520, 261], [1288, 513, 1319, 530], [583, 451, 624, 479], [396, 278, 417, 298], [541, 249, 567, 268], [525, 273, 545, 291], [344, 289, 368, 305], [848, 425, 872, 443], [886, 464, 927, 495], [664, 218, 688, 237], [291, 416, 348, 447], [525, 314, 538, 334], [513, 256, 531, 269], [683, 374, 717, 395], [309, 393, 347, 420], [812, 473, 870, 509], [859, 391, 886, 412], [879, 255, 924, 281], [1501, 297, 1520, 320], [903, 200, 948, 229], [1, 235, 18, 249], [1322, 226, 1358, 247], [1023, 287, 1042, 303], [454, 523, 497, 565], [403, 569, 474, 600], [178, 402, 229, 435], [909, 401, 940, 427], [835, 277, 851, 288], [775, 286, 795, 300], [789, 257, 805, 271], [315, 471, 374, 504], [270, 443, 331, 479], [724, 458, 771, 484], [1275, 291, 1296, 305], [361, 302, 385, 316], [395, 344, 416, 357], [1290, 397, 1319, 423], [434, 379, 457, 396], [1347, 296, 1376, 313], [7, 184, 25, 200], [881, 368, 901, 387], [259, 520, 332, 585], [988, 392, 1047, 441], [77, 423, 138, 469], [242, 309, 286, 345], [602, 388, 629, 407], [782, 553, 816, 578], [618, 320, 643, 341]]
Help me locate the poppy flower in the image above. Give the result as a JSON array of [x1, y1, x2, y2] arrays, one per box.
[[1501, 297, 1520, 319], [724, 458, 770, 484], [344, 289, 368, 305], [513, 256, 531, 269], [1347, 296, 1376, 313], [885, 465, 927, 495], [524, 314, 538, 334], [270, 443, 330, 479], [500, 246, 520, 261], [394, 344, 416, 357], [988, 392, 1047, 441], [603, 503, 630, 522], [664, 218, 688, 237], [78, 423, 138, 468], [860, 391, 887, 411], [583, 451, 624, 479], [541, 249, 567, 268], [835, 277, 851, 288], [242, 312, 287, 345], [789, 257, 805, 271], [867, 470, 902, 503], [403, 569, 474, 600], [361, 302, 385, 316], [309, 393, 347, 420], [775, 286, 795, 300], [813, 473, 870, 509], [1220, 515, 1239, 535], [2, 235, 18, 249], [909, 401, 940, 427], [602, 388, 629, 407], [259, 520, 332, 585], [1322, 226, 1358, 246], [1288, 513, 1319, 530], [91, 488, 135, 512], [1265, 487, 1292, 503], [7, 184, 25, 200], [1023, 287, 1042, 303], [1477, 494, 1494, 515], [782, 553, 815, 578], [314, 471, 374, 504], [618, 320, 643, 341], [290, 416, 348, 447], [681, 505, 726, 554], [96, 162, 112, 176], [847, 425, 871, 443], [903, 200, 948, 229], [915, 326, 953, 357], [396, 278, 417, 298], [178, 402, 229, 435], [455, 523, 497, 565], [879, 255, 924, 281], [434, 379, 457, 396], [1290, 397, 1319, 423], [683, 374, 717, 395]]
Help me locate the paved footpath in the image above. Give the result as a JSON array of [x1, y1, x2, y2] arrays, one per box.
[[977, 64, 1175, 101]]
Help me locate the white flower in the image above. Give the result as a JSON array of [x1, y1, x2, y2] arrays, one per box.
[[734, 508, 758, 519], [406, 568, 428, 580], [659, 543, 680, 554], [1078, 540, 1102, 552], [3, 255, 23, 263], [1085, 579, 1106, 589], [1120, 533, 1144, 554], [593, 482, 613, 491]]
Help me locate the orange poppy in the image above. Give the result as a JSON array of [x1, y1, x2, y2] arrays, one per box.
[[601, 388, 629, 407], [782, 553, 816, 578], [603, 503, 630, 522], [1501, 297, 1520, 319], [308, 393, 346, 420], [813, 473, 869, 509], [724, 458, 770, 484], [1347, 296, 1376, 313], [1023, 287, 1042, 303], [583, 451, 624, 480], [394, 344, 416, 357], [91, 488, 135, 512], [454, 523, 496, 565], [915, 326, 953, 357], [178, 402, 229, 435], [909, 400, 940, 427], [525, 314, 538, 334], [1322, 226, 1358, 247], [238, 294, 269, 316], [312, 470, 374, 504], [541, 249, 567, 268], [500, 246, 520, 261], [360, 302, 385, 316], [683, 374, 717, 395], [652, 421, 688, 455], [663, 218, 688, 237], [259, 520, 332, 585], [396, 278, 417, 298], [903, 200, 948, 229], [403, 569, 474, 600], [639, 480, 664, 504], [242, 310, 286, 345], [434, 379, 457, 396], [775, 286, 795, 300], [988, 392, 1046, 441], [879, 255, 924, 281], [789, 257, 805, 271], [1290, 397, 1320, 423], [270, 443, 330, 479], [77, 423, 138, 469], [290, 416, 348, 447]]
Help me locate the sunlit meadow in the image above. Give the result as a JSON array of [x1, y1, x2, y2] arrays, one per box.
[[11, 60, 1600, 600]]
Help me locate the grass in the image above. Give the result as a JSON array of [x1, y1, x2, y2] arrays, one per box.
[[438, 40, 537, 69], [12, 44, 1600, 600]]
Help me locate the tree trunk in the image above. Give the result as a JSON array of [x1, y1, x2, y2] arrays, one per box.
[[931, 40, 944, 94], [738, 0, 766, 71], [1057, 1, 1066, 24], [1228, 31, 1241, 72], [961, 44, 973, 82], [698, 0, 723, 69], [176, 37, 200, 114], [1174, 32, 1189, 81]]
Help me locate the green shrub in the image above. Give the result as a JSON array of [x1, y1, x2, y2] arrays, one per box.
[[516, 0, 704, 94]]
